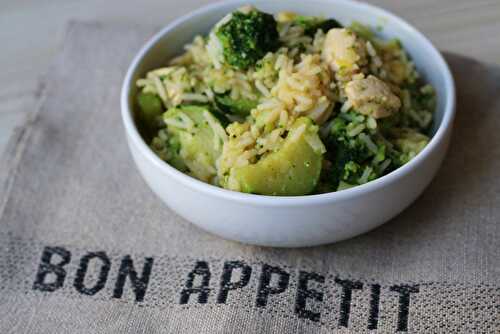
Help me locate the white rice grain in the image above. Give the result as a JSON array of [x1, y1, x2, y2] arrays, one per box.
[[181, 93, 209, 103], [255, 80, 271, 97], [289, 124, 306, 143]]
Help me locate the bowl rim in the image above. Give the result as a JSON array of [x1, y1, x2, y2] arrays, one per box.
[[121, 0, 456, 206]]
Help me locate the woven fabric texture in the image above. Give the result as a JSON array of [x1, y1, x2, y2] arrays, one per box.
[[0, 23, 498, 333]]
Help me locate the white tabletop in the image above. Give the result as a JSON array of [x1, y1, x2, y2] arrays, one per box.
[[1, 0, 500, 156]]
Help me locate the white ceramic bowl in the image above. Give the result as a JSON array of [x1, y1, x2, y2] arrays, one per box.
[[121, 0, 455, 247]]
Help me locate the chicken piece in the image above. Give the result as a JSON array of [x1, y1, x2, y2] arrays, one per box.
[[321, 28, 367, 80], [345, 75, 401, 119]]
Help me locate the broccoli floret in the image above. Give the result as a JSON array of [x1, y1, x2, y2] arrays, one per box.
[[322, 109, 432, 192], [215, 9, 280, 69], [324, 117, 367, 187], [328, 137, 368, 187], [214, 94, 258, 116], [323, 112, 394, 189], [294, 16, 342, 36]]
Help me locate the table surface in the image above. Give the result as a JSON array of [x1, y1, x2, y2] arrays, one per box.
[[1, 0, 500, 156]]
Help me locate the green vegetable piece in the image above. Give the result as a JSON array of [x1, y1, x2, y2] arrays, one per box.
[[337, 181, 356, 191], [295, 16, 342, 36], [229, 117, 324, 196], [391, 128, 429, 164], [216, 9, 280, 69], [349, 21, 375, 41], [150, 129, 188, 172], [163, 105, 224, 183], [325, 112, 389, 187], [137, 92, 163, 129], [215, 94, 258, 116]]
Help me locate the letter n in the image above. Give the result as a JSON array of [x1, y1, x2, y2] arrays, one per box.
[[112, 255, 154, 302]]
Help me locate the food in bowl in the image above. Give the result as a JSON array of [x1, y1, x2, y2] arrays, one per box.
[[135, 5, 436, 196]]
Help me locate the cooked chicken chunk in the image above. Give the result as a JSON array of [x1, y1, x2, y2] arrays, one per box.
[[345, 75, 401, 119], [321, 28, 367, 81]]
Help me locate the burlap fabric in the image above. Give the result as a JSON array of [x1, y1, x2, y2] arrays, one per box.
[[0, 23, 498, 333]]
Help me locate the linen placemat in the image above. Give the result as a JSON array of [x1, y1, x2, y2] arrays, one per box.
[[0, 22, 498, 333]]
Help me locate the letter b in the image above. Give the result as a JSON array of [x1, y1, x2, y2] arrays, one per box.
[[33, 246, 71, 292]]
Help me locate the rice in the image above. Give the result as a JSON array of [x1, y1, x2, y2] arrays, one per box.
[[347, 123, 366, 137], [218, 50, 334, 178], [151, 75, 168, 104], [358, 166, 373, 184], [359, 133, 378, 154], [289, 124, 306, 143], [181, 93, 209, 103], [305, 130, 327, 154], [136, 7, 436, 195], [271, 54, 333, 119], [203, 110, 228, 150], [378, 159, 392, 174], [163, 118, 189, 130], [255, 80, 271, 97]]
